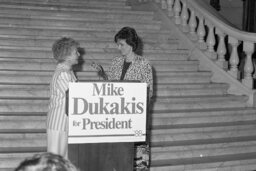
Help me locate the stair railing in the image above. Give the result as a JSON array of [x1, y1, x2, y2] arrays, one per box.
[[134, 0, 256, 106], [140, 0, 256, 89]]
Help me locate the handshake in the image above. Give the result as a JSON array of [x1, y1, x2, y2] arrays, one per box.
[[91, 62, 108, 80]]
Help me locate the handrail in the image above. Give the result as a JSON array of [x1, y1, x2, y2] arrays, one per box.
[[188, 0, 256, 42], [134, 0, 256, 106], [188, 0, 237, 28]]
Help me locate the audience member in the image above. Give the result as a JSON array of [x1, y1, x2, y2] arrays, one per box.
[[15, 152, 78, 171]]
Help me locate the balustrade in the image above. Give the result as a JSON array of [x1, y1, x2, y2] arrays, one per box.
[[136, 0, 255, 89]]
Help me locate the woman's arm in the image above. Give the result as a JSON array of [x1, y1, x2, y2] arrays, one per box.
[[91, 62, 108, 80], [142, 62, 153, 100]]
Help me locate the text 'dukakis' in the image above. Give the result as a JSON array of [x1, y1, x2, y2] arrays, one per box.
[[68, 82, 147, 144]]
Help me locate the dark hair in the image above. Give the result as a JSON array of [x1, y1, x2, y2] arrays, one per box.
[[114, 27, 139, 52], [15, 152, 78, 171], [52, 37, 79, 63]]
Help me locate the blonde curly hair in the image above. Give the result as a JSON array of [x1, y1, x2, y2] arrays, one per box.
[[52, 37, 79, 63]]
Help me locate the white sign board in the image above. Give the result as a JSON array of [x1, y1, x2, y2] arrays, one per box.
[[68, 82, 147, 144]]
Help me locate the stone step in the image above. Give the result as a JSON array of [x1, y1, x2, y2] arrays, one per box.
[[152, 107, 256, 118], [0, 19, 161, 31], [0, 137, 46, 148], [2, 155, 256, 171], [0, 115, 45, 121], [4, 0, 127, 5], [0, 4, 153, 15], [0, 108, 255, 130], [152, 109, 256, 127], [150, 157, 256, 171], [0, 71, 212, 84], [0, 120, 45, 130], [0, 111, 45, 116], [0, 24, 164, 37], [0, 9, 154, 22], [1, 125, 256, 143], [151, 124, 256, 137], [0, 28, 177, 42], [0, 45, 184, 55], [5, 107, 253, 117], [156, 83, 228, 89], [0, 33, 180, 45], [0, 37, 179, 50], [0, 82, 226, 90], [0, 95, 245, 105], [151, 124, 256, 142], [0, 60, 198, 72], [1, 125, 255, 143], [156, 71, 212, 84], [0, 84, 228, 98], [0, 57, 190, 64], [155, 94, 247, 103], [152, 96, 248, 110], [155, 84, 228, 96], [1, 108, 255, 121], [0, 95, 248, 112], [0, 11, 158, 24], [0, 152, 43, 169], [0, 49, 189, 60], [151, 141, 256, 160], [0, 3, 130, 12], [0, 1, 129, 10], [1, 125, 256, 147]]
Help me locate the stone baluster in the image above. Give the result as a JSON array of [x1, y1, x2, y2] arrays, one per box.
[[253, 58, 256, 79], [227, 37, 240, 79], [174, 0, 181, 24], [205, 23, 217, 59], [180, 0, 189, 32], [215, 29, 228, 70], [242, 41, 255, 88], [161, 0, 167, 9], [196, 17, 207, 49], [167, 0, 174, 17], [187, 8, 197, 41]]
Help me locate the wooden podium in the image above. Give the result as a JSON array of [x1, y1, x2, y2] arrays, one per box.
[[68, 142, 134, 171], [67, 82, 147, 171]]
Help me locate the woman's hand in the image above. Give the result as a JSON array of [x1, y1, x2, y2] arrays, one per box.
[[91, 62, 108, 80]]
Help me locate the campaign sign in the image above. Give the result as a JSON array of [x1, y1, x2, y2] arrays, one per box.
[[68, 82, 147, 144]]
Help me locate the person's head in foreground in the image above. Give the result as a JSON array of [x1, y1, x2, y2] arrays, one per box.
[[52, 37, 80, 67], [15, 152, 78, 171]]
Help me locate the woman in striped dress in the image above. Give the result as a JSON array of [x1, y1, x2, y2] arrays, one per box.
[[47, 37, 80, 158]]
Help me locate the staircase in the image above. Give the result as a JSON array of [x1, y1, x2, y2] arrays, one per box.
[[0, 0, 256, 170]]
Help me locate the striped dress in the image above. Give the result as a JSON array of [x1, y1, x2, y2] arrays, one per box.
[[47, 63, 77, 131]]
